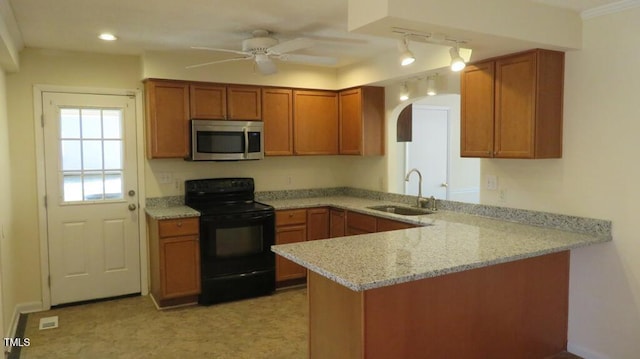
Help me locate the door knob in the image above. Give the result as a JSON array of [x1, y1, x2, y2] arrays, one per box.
[[128, 190, 136, 197], [128, 204, 137, 211]]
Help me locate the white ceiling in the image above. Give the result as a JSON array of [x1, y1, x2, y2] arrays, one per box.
[[5, 0, 626, 69]]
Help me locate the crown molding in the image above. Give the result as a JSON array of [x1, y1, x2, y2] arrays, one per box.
[[582, 0, 640, 20]]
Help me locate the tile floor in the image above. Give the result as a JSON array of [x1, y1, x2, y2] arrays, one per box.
[[18, 287, 307, 359]]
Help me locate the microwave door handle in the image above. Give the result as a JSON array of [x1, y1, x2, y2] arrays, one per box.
[[243, 127, 249, 158]]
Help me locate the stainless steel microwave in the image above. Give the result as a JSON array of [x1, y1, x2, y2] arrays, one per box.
[[189, 120, 264, 161]]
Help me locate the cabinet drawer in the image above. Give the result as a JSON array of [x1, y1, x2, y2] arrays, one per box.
[[276, 209, 307, 226], [158, 217, 199, 238]]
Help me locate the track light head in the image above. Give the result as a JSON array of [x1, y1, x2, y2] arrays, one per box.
[[450, 46, 466, 72], [399, 82, 409, 101], [399, 36, 415, 66]]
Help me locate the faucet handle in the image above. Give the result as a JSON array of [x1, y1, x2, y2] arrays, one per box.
[[418, 197, 429, 208], [429, 196, 437, 211]]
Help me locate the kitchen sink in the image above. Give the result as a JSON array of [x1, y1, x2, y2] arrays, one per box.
[[367, 205, 433, 216]]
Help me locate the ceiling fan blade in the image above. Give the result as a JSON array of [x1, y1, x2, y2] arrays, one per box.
[[186, 56, 252, 69], [191, 46, 250, 56], [254, 55, 277, 75], [267, 37, 314, 54], [278, 53, 338, 66]]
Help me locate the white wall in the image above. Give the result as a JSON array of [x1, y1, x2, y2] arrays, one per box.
[[481, 9, 640, 358], [0, 68, 9, 344]]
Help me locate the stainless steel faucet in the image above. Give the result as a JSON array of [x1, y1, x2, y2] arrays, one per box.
[[404, 168, 428, 208]]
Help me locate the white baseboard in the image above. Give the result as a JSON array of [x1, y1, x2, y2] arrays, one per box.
[[7, 301, 43, 339], [568, 342, 610, 359]]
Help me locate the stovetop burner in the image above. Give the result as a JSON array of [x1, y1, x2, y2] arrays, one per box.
[[184, 178, 274, 216]]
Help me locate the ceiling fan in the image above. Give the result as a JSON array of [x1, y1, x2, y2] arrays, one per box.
[[187, 29, 338, 75]]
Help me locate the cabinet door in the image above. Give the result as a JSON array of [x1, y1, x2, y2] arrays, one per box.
[[145, 80, 190, 158], [190, 83, 227, 119], [494, 52, 536, 158], [228, 85, 262, 120], [376, 218, 415, 232], [307, 207, 329, 241], [160, 235, 201, 299], [330, 208, 346, 238], [461, 61, 495, 158], [339, 87, 384, 156], [346, 211, 377, 235], [262, 88, 293, 155], [275, 225, 307, 281], [293, 90, 339, 155], [339, 88, 363, 155]]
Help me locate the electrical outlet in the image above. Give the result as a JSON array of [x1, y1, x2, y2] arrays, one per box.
[[486, 175, 498, 190]]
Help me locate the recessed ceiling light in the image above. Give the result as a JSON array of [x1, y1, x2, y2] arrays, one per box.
[[98, 33, 118, 41]]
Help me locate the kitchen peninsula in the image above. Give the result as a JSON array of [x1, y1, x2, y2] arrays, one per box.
[[270, 196, 610, 359]]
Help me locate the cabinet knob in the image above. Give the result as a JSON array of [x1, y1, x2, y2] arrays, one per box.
[[177, 221, 183, 227]]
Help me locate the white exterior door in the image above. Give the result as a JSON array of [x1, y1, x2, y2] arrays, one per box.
[[405, 106, 449, 200], [43, 92, 140, 305]]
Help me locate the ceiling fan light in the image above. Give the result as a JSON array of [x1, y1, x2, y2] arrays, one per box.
[[450, 47, 466, 72]]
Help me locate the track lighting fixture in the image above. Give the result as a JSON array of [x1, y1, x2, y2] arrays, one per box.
[[398, 36, 415, 66], [399, 83, 409, 101], [449, 43, 466, 72]]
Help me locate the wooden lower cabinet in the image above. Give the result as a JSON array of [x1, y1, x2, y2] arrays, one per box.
[[275, 209, 308, 284], [330, 208, 346, 238], [147, 216, 201, 308], [307, 207, 329, 240], [376, 217, 416, 232], [346, 211, 377, 235], [309, 251, 570, 358]]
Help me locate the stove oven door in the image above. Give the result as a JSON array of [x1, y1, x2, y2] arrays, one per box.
[[199, 211, 275, 278]]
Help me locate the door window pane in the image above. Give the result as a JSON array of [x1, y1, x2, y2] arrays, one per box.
[[83, 173, 104, 200], [103, 110, 122, 139], [61, 140, 82, 171], [62, 174, 83, 202], [105, 172, 123, 199], [59, 107, 125, 203], [60, 109, 80, 138], [81, 109, 102, 139], [103, 140, 122, 170], [82, 140, 103, 170]]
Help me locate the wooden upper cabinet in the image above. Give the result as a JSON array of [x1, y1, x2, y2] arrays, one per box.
[[189, 84, 261, 120], [144, 79, 190, 159], [339, 87, 385, 156], [227, 85, 262, 120], [461, 49, 564, 159], [461, 61, 495, 158], [262, 88, 293, 156], [293, 90, 339, 155], [190, 83, 226, 119]]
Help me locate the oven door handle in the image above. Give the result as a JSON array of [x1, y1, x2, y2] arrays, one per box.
[[243, 127, 249, 159]]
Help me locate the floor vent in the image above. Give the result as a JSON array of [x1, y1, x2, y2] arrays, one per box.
[[39, 316, 59, 330]]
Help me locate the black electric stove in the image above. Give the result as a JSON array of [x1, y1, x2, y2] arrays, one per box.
[[185, 178, 275, 305]]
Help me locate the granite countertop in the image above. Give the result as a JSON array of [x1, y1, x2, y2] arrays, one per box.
[[145, 205, 200, 220], [267, 196, 611, 292]]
